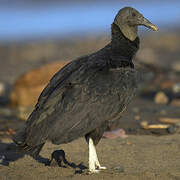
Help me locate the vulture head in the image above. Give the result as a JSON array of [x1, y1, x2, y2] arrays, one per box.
[[113, 7, 158, 41]]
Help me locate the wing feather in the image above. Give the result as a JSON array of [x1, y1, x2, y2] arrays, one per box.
[[24, 52, 139, 146]]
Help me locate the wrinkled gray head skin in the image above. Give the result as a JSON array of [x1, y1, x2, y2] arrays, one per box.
[[114, 7, 158, 41]]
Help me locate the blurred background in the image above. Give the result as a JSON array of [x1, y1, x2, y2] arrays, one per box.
[[0, 0, 180, 82], [0, 0, 180, 42], [0, 0, 180, 137]]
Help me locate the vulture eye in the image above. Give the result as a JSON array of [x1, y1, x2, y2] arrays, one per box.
[[132, 13, 136, 17]]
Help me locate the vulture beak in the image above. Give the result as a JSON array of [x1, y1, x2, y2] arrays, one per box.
[[140, 17, 158, 31]]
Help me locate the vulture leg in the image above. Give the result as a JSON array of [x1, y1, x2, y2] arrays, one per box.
[[88, 137, 106, 173], [85, 124, 108, 173]]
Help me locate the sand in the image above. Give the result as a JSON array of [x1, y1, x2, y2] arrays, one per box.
[[0, 134, 180, 180]]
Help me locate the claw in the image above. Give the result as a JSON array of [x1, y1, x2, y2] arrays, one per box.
[[97, 166, 106, 170], [88, 169, 100, 174]]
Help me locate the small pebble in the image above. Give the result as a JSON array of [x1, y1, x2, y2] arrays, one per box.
[[154, 91, 169, 104], [141, 121, 148, 128], [112, 166, 124, 173], [7, 128, 16, 135], [103, 129, 128, 139], [167, 125, 179, 134], [173, 83, 180, 93], [0, 155, 6, 164], [160, 81, 174, 89], [126, 141, 132, 145], [135, 115, 141, 120]]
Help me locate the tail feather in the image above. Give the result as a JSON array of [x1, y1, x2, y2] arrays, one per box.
[[13, 125, 45, 158], [13, 124, 27, 146], [20, 143, 45, 158]]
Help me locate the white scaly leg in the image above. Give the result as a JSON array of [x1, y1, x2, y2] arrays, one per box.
[[88, 138, 106, 173], [89, 138, 98, 173], [92, 143, 106, 170]]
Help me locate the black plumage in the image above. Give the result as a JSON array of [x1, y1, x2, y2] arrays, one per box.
[[13, 7, 157, 173]]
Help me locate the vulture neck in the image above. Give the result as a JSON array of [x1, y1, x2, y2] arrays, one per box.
[[111, 23, 140, 61]]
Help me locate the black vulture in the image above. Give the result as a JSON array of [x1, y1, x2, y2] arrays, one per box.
[[13, 7, 158, 173]]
